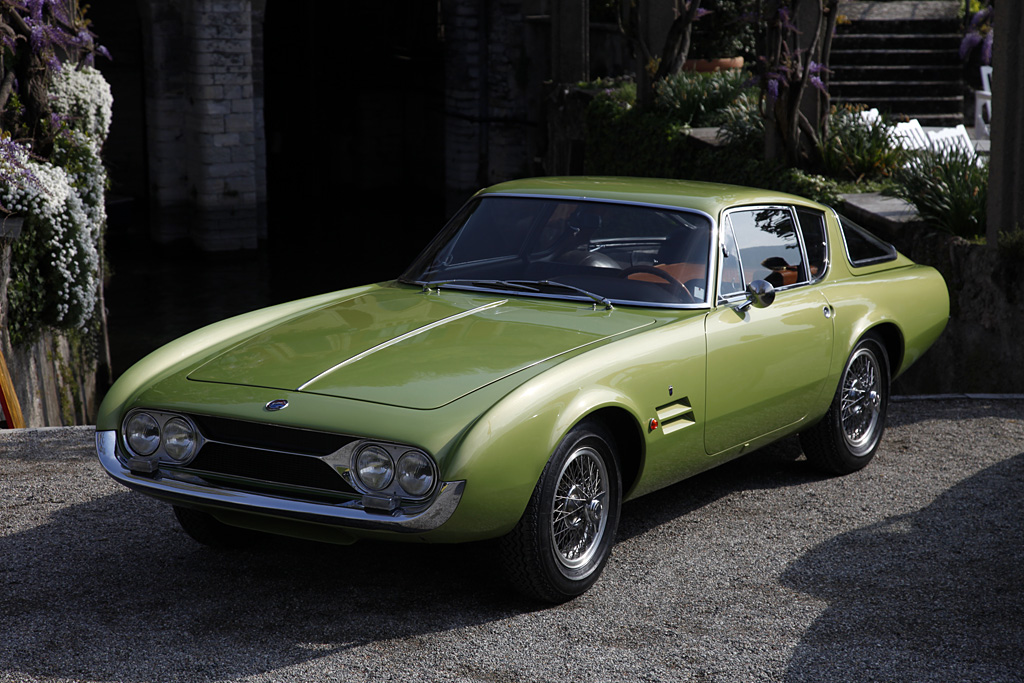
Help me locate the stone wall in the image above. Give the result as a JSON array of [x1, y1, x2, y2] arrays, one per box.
[[843, 196, 1024, 395], [881, 231, 1023, 395], [138, 0, 266, 250], [0, 233, 98, 428], [443, 0, 536, 207]]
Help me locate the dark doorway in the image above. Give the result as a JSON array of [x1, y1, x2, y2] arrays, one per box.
[[263, 1, 447, 301]]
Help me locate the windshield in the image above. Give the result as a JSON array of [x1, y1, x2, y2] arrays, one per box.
[[401, 196, 714, 307]]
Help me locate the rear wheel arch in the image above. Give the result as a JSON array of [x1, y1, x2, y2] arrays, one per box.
[[865, 322, 902, 379]]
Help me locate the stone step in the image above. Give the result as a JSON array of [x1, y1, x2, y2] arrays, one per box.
[[831, 64, 964, 86], [832, 95, 964, 123], [831, 48, 961, 67], [832, 33, 961, 51], [831, 79, 963, 98], [830, 1, 965, 126], [836, 18, 959, 34]]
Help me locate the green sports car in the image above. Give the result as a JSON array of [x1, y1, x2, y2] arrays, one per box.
[[96, 177, 948, 602]]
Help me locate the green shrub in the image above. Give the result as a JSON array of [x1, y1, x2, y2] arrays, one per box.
[[585, 87, 842, 205], [654, 70, 753, 127], [889, 149, 988, 239], [998, 225, 1024, 263], [585, 92, 690, 178], [819, 106, 908, 181], [715, 89, 763, 155], [687, 0, 758, 60]]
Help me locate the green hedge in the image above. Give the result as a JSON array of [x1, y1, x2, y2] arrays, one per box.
[[584, 89, 843, 205]]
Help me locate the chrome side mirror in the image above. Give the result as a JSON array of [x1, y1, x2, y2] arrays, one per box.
[[737, 279, 776, 312]]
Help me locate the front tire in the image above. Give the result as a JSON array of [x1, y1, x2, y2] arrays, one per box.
[[801, 335, 890, 475], [499, 420, 622, 603]]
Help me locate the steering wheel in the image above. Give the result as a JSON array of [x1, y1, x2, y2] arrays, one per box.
[[620, 265, 694, 302]]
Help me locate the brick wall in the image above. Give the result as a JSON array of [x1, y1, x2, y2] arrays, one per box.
[[138, 0, 543, 249], [443, 0, 534, 206], [141, 0, 265, 250]]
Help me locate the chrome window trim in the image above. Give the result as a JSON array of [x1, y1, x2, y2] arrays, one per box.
[[715, 204, 824, 304], [411, 193, 719, 310], [96, 430, 465, 532], [797, 206, 831, 284]]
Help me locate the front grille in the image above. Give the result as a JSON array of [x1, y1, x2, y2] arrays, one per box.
[[170, 416, 360, 501], [190, 414, 355, 456]]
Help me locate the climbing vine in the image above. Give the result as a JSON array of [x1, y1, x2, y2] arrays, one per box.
[[0, 1, 110, 344]]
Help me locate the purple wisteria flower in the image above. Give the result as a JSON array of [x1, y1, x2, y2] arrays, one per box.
[[960, 5, 993, 65]]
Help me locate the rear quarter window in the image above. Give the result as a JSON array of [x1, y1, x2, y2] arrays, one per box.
[[840, 215, 897, 267]]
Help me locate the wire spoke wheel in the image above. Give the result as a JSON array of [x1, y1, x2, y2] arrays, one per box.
[[800, 334, 889, 475], [840, 346, 883, 456], [550, 446, 608, 572], [499, 420, 621, 603]]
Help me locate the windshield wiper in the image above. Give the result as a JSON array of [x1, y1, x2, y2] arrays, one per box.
[[415, 278, 612, 310], [508, 279, 614, 310], [418, 279, 540, 294]]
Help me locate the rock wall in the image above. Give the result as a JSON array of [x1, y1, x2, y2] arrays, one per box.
[[888, 231, 1024, 395], [1, 235, 99, 428], [137, 0, 266, 250], [843, 198, 1024, 395]]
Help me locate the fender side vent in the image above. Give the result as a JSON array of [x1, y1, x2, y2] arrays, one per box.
[[656, 398, 695, 435]]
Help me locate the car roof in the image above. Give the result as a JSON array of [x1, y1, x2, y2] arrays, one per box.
[[477, 176, 829, 217]]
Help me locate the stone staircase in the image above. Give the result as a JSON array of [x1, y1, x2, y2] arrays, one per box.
[[830, 1, 964, 126]]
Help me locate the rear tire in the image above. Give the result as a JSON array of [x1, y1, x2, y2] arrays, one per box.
[[800, 335, 890, 475], [499, 420, 622, 603]]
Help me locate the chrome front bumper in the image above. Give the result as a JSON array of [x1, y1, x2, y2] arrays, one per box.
[[95, 430, 465, 533]]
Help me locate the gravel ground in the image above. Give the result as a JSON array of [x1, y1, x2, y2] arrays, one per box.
[[1, 398, 1022, 683]]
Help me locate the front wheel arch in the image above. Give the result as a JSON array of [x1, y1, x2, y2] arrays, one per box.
[[585, 406, 644, 497], [498, 419, 623, 602]]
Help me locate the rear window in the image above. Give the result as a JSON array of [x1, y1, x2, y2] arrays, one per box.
[[840, 215, 897, 267]]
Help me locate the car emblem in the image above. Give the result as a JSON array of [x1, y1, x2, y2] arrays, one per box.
[[264, 399, 289, 412]]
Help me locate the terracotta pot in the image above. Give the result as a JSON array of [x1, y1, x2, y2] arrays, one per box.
[[682, 56, 745, 73]]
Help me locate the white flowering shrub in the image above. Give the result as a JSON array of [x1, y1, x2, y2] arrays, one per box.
[[48, 65, 114, 142], [1, 65, 111, 342]]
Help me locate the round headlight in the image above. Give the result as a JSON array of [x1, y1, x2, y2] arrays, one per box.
[[162, 417, 197, 462], [355, 445, 394, 490], [126, 413, 160, 456], [397, 450, 435, 498]]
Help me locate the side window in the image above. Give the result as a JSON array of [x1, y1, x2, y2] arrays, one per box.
[[840, 215, 897, 266], [727, 207, 806, 290], [796, 208, 828, 279]]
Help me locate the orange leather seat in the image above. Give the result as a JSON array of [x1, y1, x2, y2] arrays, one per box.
[[628, 262, 706, 285]]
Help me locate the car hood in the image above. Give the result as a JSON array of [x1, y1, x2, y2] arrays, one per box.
[[187, 287, 657, 409]]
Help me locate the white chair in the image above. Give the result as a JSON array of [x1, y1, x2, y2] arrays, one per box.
[[974, 66, 992, 139], [927, 124, 975, 156], [891, 119, 929, 150], [859, 108, 881, 125]]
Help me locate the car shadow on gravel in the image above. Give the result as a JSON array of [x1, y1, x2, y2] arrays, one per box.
[[615, 435, 823, 542], [0, 434, 823, 682], [0, 488, 516, 682], [780, 452, 1024, 682]]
